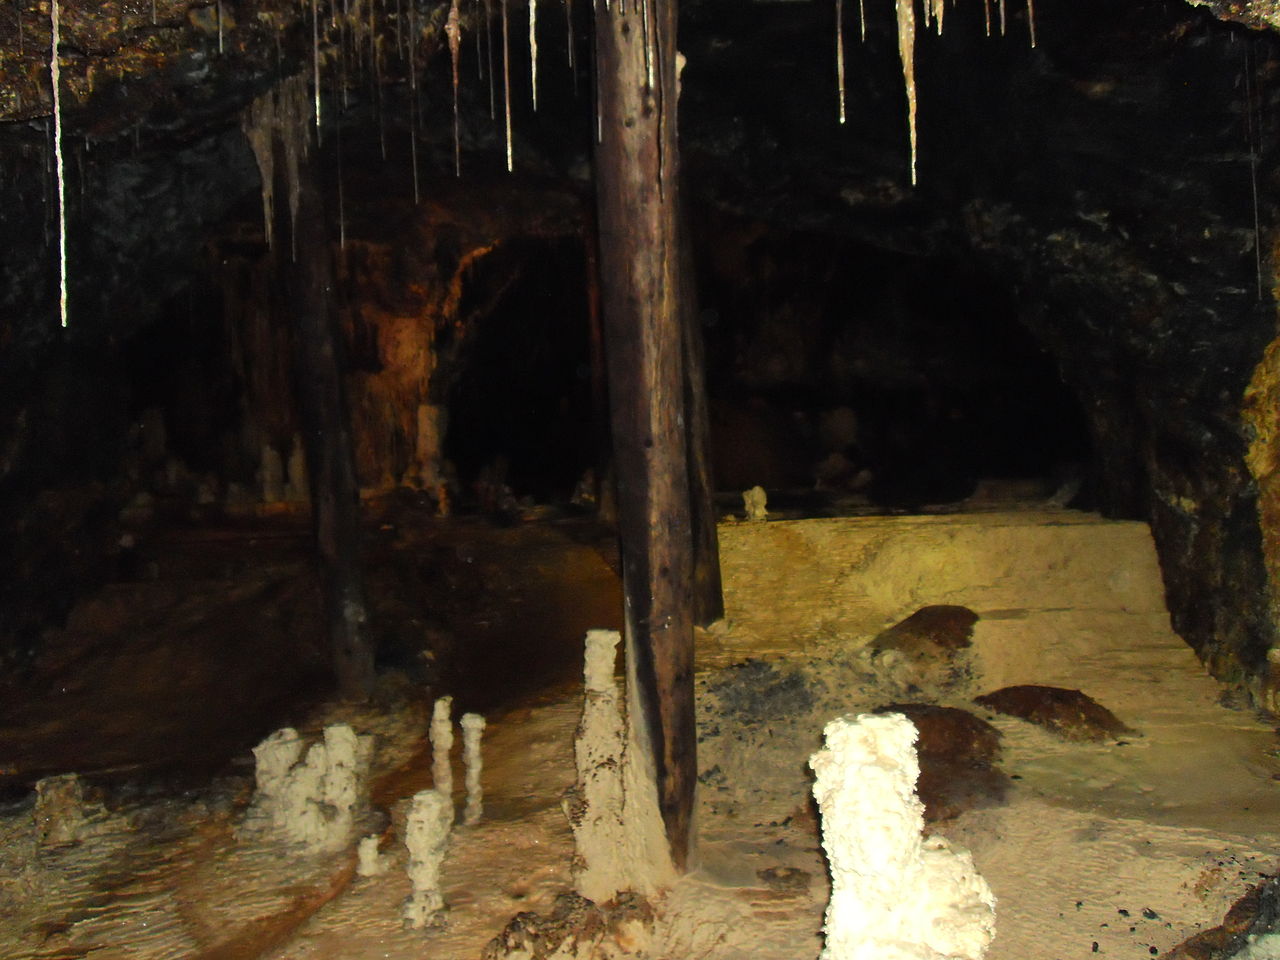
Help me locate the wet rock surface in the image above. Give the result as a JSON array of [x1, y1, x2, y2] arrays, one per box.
[[705, 659, 816, 727], [873, 605, 980, 654], [975, 684, 1135, 742], [868, 605, 981, 690]]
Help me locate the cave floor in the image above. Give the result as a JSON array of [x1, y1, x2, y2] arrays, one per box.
[[3, 509, 1280, 959]]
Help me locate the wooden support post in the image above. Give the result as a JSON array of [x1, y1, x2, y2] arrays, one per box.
[[593, 0, 697, 870], [275, 132, 375, 701]]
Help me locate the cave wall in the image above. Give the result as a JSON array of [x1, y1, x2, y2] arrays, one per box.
[[678, 0, 1280, 693]]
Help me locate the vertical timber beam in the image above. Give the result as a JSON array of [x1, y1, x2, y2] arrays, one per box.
[[594, 0, 697, 870], [275, 132, 375, 701]]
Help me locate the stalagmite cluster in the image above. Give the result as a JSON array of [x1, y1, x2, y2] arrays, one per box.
[[246, 724, 373, 853], [562, 629, 674, 903], [809, 713, 996, 960], [743, 485, 768, 522]]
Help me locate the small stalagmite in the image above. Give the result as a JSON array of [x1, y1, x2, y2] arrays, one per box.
[[357, 834, 389, 876], [431, 695, 455, 802], [462, 712, 487, 825]]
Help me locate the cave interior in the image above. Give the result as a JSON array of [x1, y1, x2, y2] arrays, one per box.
[[3, 0, 1280, 951]]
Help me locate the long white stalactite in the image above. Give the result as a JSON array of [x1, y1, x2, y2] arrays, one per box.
[[502, 0, 513, 170], [51, 0, 67, 328], [895, 0, 917, 185], [836, 0, 846, 124], [529, 0, 538, 110], [447, 0, 463, 174]]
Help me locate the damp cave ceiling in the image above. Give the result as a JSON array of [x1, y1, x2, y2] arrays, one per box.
[[1, 0, 1276, 149]]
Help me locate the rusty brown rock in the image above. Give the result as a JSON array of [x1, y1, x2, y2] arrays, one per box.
[[874, 605, 980, 653], [876, 702, 1001, 765], [874, 702, 1009, 822], [974, 685, 1135, 742]]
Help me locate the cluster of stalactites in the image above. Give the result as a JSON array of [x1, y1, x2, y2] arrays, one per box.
[[242, 72, 313, 258], [837, 0, 1038, 185]]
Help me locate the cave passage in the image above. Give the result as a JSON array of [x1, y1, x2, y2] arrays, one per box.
[[693, 214, 1095, 512], [442, 238, 598, 509]]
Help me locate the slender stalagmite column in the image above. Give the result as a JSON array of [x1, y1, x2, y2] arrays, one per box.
[[461, 712, 486, 825], [431, 695, 455, 802], [593, 0, 697, 873]]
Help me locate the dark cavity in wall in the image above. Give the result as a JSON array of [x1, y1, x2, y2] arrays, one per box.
[[441, 238, 597, 507], [692, 211, 1093, 510]]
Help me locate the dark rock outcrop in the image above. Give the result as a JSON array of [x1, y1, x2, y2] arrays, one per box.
[[975, 684, 1135, 742]]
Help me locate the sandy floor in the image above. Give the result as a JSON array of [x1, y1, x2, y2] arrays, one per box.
[[3, 509, 1278, 959]]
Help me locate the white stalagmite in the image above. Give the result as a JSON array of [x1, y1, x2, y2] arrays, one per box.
[[51, 0, 67, 327], [529, 0, 538, 110], [430, 695, 455, 802], [357, 834, 389, 876], [403, 789, 454, 928], [743, 485, 768, 522], [809, 713, 996, 960], [894, 0, 918, 185], [252, 727, 305, 811], [461, 712, 486, 825], [563, 629, 674, 903]]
